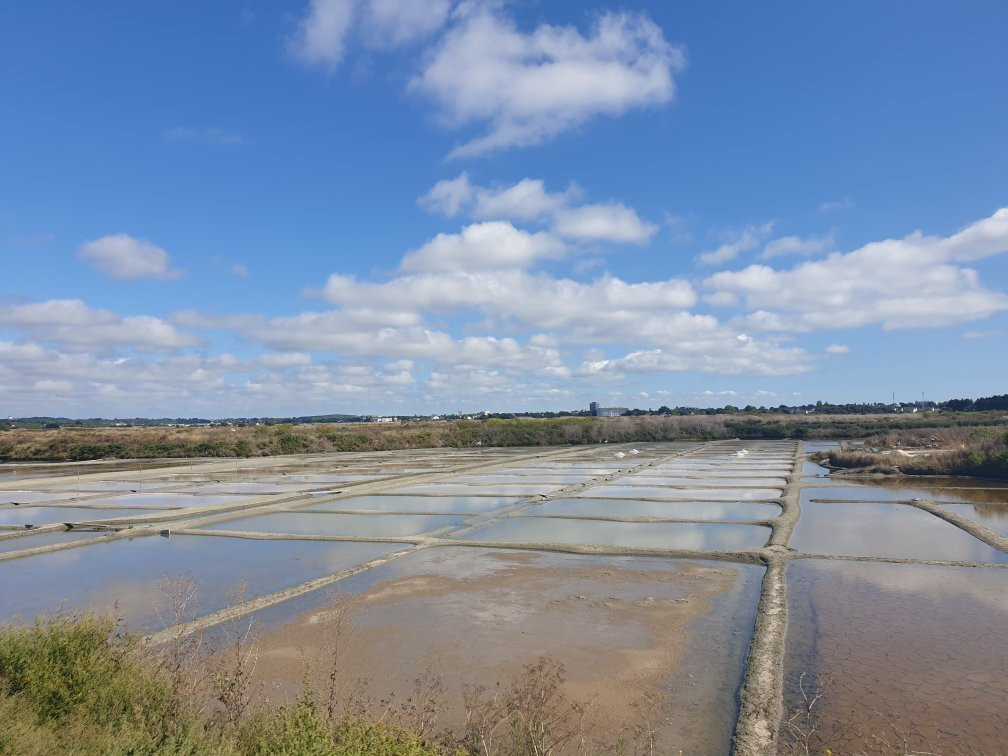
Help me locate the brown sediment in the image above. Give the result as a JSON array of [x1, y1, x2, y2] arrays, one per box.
[[248, 548, 746, 747]]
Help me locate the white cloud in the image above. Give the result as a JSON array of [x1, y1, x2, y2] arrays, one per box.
[[360, 0, 452, 47], [418, 174, 655, 245], [473, 178, 578, 221], [231, 263, 249, 277], [33, 379, 73, 393], [411, 8, 684, 157], [0, 299, 200, 351], [962, 330, 1000, 340], [79, 234, 184, 281], [825, 344, 850, 355], [0, 339, 426, 417], [697, 222, 774, 266], [257, 352, 313, 368], [818, 197, 854, 213], [400, 221, 565, 272], [320, 269, 697, 335], [706, 207, 1008, 331], [291, 0, 452, 68], [762, 233, 834, 258], [289, 0, 355, 70], [579, 338, 813, 378], [552, 202, 657, 244], [417, 172, 473, 217]]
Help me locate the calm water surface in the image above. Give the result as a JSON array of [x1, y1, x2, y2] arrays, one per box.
[[784, 559, 1008, 754], [463, 517, 770, 550]]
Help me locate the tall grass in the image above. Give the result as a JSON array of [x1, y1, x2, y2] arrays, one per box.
[[3, 412, 1005, 461], [823, 426, 1008, 480]]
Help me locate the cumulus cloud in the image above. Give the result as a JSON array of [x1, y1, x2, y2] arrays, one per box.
[[411, 8, 684, 157], [706, 207, 1008, 331], [762, 233, 834, 258], [359, 0, 452, 47], [0, 299, 200, 351], [79, 234, 184, 281], [291, 0, 452, 68], [418, 172, 474, 217], [825, 344, 850, 355], [418, 174, 655, 245], [319, 269, 697, 334], [553, 203, 657, 244], [0, 339, 424, 417], [579, 338, 813, 378], [473, 178, 579, 221], [289, 2, 682, 156], [289, 0, 356, 70], [400, 221, 565, 272], [696, 222, 774, 266]]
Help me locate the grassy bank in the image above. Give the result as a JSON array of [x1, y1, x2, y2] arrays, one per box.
[[3, 412, 1006, 462], [821, 425, 1008, 480]]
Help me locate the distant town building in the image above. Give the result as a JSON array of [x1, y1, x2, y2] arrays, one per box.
[[589, 401, 628, 418]]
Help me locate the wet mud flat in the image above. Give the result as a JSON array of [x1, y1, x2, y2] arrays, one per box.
[[249, 548, 762, 753]]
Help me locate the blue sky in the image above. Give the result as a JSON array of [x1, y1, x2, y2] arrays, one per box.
[[1, 1, 1007, 417]]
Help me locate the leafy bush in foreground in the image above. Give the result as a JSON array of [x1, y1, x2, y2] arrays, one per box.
[[0, 615, 444, 755]]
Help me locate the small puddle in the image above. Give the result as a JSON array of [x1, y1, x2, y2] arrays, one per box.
[[529, 498, 780, 521], [463, 517, 769, 550], [784, 559, 1008, 753], [206, 512, 462, 537], [791, 500, 1008, 563]]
